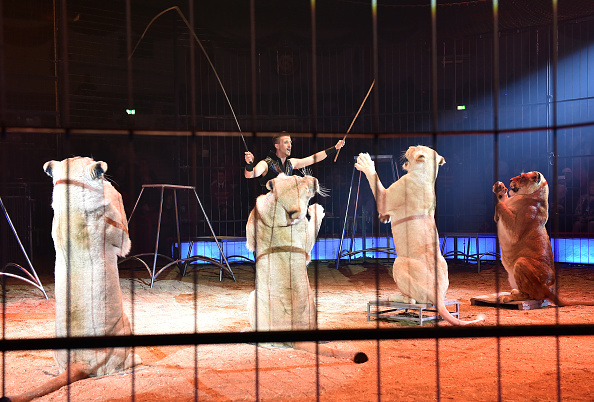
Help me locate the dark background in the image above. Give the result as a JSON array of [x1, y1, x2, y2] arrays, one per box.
[[2, 0, 594, 274]]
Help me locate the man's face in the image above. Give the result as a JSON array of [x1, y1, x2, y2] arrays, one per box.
[[275, 136, 292, 157]]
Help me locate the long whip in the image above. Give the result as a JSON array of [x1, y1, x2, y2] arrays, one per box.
[[334, 79, 375, 162], [130, 6, 249, 152]]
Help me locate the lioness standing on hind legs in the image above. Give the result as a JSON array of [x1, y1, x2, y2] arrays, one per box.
[[246, 174, 367, 363], [355, 146, 484, 326], [3, 157, 140, 402]]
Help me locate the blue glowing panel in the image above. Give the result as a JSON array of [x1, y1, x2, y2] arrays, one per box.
[[223, 240, 253, 262], [553, 238, 594, 265], [178, 236, 594, 265], [440, 237, 455, 255]]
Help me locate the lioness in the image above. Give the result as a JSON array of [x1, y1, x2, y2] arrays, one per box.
[[5, 157, 140, 402], [493, 171, 593, 305], [355, 146, 484, 325], [247, 173, 367, 363]]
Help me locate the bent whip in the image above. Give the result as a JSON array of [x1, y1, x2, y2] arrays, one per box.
[[130, 6, 249, 152]]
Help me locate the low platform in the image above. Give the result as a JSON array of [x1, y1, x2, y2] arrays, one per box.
[[367, 298, 459, 325], [470, 292, 551, 310]]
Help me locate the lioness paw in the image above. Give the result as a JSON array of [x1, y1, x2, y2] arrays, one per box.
[[492, 181, 508, 199], [354, 153, 376, 175], [378, 213, 391, 224], [308, 203, 324, 218]]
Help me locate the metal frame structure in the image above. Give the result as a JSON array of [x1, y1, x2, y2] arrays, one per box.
[[119, 184, 235, 287], [0, 196, 48, 299]]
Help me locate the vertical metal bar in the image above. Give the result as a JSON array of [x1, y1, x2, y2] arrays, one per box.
[[174, 190, 182, 263], [371, 1, 380, 134], [249, 1, 259, 398], [550, 2, 562, 401], [187, 4, 199, 396], [59, 0, 70, 129], [189, 1, 197, 132], [125, 0, 134, 130], [151, 186, 165, 287], [123, 6, 137, 397], [309, 1, 321, 398], [429, 2, 442, 401], [250, 0, 258, 134], [491, 2, 503, 402], [0, 0, 5, 131], [0, 0, 4, 366], [310, 0, 318, 134], [370, 1, 382, 394]]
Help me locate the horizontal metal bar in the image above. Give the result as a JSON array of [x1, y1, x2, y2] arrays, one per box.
[[1, 324, 592, 352], [2, 120, 594, 138]]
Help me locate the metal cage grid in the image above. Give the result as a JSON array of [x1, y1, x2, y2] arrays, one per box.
[[1, 1, 594, 400]]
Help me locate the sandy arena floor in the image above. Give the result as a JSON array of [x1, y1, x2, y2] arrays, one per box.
[[1, 260, 593, 401]]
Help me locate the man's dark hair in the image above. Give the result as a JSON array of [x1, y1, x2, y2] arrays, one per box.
[[272, 132, 289, 146]]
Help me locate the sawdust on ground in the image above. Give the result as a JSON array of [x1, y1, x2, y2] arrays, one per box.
[[1, 260, 593, 401]]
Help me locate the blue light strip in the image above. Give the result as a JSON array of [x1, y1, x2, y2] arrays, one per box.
[[177, 236, 594, 266]]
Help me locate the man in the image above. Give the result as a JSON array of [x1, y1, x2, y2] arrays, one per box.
[[244, 134, 345, 186]]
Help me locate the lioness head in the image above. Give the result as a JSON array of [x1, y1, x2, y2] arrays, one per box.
[[44, 156, 108, 184], [402, 145, 445, 178], [263, 174, 319, 226], [508, 171, 547, 198]]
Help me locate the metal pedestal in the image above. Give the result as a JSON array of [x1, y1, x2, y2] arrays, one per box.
[[119, 184, 235, 287], [367, 298, 460, 325]]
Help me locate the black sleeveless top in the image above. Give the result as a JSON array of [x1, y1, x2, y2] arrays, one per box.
[[258, 151, 294, 186]]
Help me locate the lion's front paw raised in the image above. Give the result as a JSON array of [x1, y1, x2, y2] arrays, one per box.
[[354, 153, 376, 176], [378, 213, 391, 224], [493, 181, 508, 199], [308, 203, 325, 220]]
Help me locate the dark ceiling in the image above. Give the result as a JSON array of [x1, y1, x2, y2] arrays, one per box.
[[3, 1, 594, 47], [188, 0, 594, 46]]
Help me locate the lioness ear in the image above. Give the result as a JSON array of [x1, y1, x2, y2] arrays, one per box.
[[43, 161, 55, 178], [438, 156, 446, 166], [310, 177, 319, 194], [90, 161, 108, 179], [534, 172, 542, 184], [266, 178, 275, 191]]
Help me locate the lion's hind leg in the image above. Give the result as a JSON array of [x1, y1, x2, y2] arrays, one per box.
[[388, 293, 417, 304], [391, 257, 436, 305], [500, 257, 555, 302], [514, 257, 555, 301]]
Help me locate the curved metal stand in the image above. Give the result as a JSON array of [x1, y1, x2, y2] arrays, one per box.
[[335, 155, 398, 268], [223, 255, 255, 265], [0, 196, 48, 299], [338, 247, 398, 260], [120, 184, 235, 287]]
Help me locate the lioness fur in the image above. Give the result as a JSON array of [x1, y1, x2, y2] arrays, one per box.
[[247, 174, 367, 363], [355, 146, 484, 325], [4, 157, 140, 402], [493, 171, 594, 306]]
